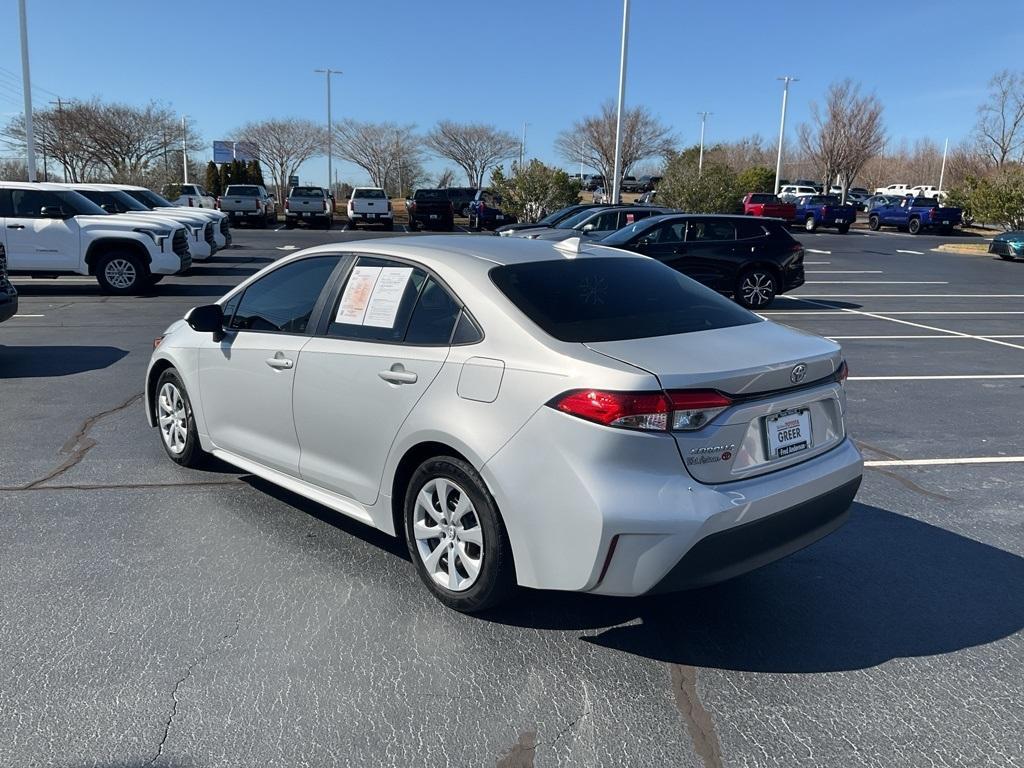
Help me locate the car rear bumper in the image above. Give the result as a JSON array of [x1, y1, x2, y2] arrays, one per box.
[[349, 213, 393, 223]]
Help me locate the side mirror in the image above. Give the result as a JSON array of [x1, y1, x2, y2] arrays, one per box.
[[637, 237, 653, 247], [40, 205, 68, 219], [582, 223, 596, 232], [101, 203, 117, 214], [185, 304, 226, 340]]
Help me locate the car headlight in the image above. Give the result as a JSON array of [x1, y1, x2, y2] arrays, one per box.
[[134, 227, 173, 247]]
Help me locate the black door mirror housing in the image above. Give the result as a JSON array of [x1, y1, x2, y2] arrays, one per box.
[[185, 304, 226, 340]]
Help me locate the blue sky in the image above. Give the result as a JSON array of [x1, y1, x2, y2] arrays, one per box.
[[1, 0, 1020, 186]]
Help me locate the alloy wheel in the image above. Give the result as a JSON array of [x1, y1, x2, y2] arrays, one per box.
[[157, 382, 188, 455], [104, 258, 137, 290], [740, 272, 776, 307], [412, 477, 484, 592]]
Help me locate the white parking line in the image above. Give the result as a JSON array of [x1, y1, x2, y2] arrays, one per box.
[[790, 294, 1024, 298], [865, 456, 1024, 467], [806, 270, 884, 274], [806, 249, 832, 254], [803, 281, 948, 284], [830, 335, 1024, 340], [804, 261, 831, 265], [12, 314, 44, 318], [763, 310, 1024, 316], [851, 374, 1024, 380], [896, 249, 924, 255]]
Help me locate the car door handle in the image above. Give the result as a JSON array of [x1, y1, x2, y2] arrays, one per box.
[[265, 356, 294, 370], [7, 224, 24, 230], [379, 365, 418, 384]]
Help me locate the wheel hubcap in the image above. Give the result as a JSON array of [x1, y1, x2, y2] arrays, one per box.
[[412, 478, 484, 592], [157, 382, 188, 455], [104, 258, 137, 289], [741, 273, 775, 306]]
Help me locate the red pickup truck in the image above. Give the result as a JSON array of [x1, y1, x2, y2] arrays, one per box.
[[742, 193, 796, 221]]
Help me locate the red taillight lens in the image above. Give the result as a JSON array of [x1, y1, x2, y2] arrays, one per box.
[[821, 206, 827, 214], [285, 200, 290, 211], [837, 360, 849, 383], [387, 200, 393, 211], [188, 198, 194, 207], [215, 197, 221, 209], [550, 389, 732, 432]]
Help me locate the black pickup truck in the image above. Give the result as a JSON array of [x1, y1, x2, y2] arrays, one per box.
[[407, 189, 455, 231]]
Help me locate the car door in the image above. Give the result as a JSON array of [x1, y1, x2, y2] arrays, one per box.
[[198, 254, 344, 476], [293, 256, 462, 506], [3, 188, 81, 271], [680, 218, 737, 290]]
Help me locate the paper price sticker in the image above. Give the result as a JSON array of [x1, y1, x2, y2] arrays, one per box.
[[335, 266, 413, 329]]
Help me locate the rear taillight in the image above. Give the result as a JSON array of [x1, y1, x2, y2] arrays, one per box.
[[215, 197, 221, 209], [550, 389, 732, 432], [821, 206, 828, 214], [285, 200, 290, 211], [929, 207, 938, 220], [837, 360, 848, 384], [188, 198, 194, 207], [387, 200, 393, 211]]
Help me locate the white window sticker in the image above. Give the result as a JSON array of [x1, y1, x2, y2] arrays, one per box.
[[335, 266, 381, 324], [364, 267, 413, 327]]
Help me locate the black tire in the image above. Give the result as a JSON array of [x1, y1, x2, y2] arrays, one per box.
[[837, 223, 850, 234], [348, 220, 358, 230], [999, 253, 1017, 261], [95, 251, 149, 295], [383, 222, 394, 231], [939, 226, 953, 235], [804, 215, 818, 232], [149, 275, 164, 285], [908, 217, 922, 235], [153, 368, 207, 468], [735, 267, 778, 309], [408, 220, 419, 232], [324, 217, 332, 230], [257, 213, 268, 229], [403, 456, 516, 613], [284, 221, 295, 229], [868, 215, 881, 231]]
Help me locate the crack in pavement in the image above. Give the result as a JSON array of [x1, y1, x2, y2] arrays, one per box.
[[0, 392, 143, 491], [855, 440, 952, 502], [670, 664, 724, 768], [146, 615, 243, 767]]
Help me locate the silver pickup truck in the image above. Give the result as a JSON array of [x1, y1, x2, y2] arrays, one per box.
[[285, 186, 334, 229], [218, 185, 277, 228]]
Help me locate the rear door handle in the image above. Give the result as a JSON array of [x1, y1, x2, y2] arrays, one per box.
[[7, 224, 24, 230], [265, 356, 294, 370], [379, 364, 417, 385]]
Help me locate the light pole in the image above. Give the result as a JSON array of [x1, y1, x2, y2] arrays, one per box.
[[18, 0, 36, 182], [610, 0, 630, 205], [181, 115, 188, 183], [938, 137, 949, 193], [697, 112, 711, 177], [519, 121, 530, 168], [315, 68, 342, 192], [774, 76, 797, 195]]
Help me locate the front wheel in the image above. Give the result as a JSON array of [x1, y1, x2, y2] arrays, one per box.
[[804, 216, 818, 232], [96, 252, 149, 295], [404, 456, 516, 613], [868, 215, 881, 231], [154, 368, 207, 468], [736, 268, 778, 309], [908, 218, 922, 235]]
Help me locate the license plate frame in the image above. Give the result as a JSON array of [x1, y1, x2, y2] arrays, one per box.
[[764, 408, 813, 459]]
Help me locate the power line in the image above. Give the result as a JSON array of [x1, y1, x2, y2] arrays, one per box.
[[0, 64, 60, 99]]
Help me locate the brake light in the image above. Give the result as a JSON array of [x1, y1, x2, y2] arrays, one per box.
[[387, 200, 393, 212], [837, 360, 849, 384], [929, 207, 939, 220], [821, 206, 828, 214], [215, 197, 221, 209], [550, 389, 732, 432], [285, 199, 290, 211], [188, 198, 194, 207]]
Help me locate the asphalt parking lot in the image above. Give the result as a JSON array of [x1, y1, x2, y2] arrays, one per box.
[[1, 225, 1022, 768]]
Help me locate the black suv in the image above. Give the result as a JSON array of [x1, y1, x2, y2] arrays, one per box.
[[0, 243, 18, 324], [599, 214, 805, 309], [444, 187, 479, 217]]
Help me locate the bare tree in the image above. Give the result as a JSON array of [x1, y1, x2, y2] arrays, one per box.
[[435, 167, 456, 188], [798, 80, 885, 200], [334, 120, 420, 192], [424, 121, 519, 188], [554, 102, 674, 196], [235, 118, 326, 206], [974, 70, 1024, 168]]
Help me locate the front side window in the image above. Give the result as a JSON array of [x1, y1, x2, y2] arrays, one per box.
[[230, 256, 341, 333], [11, 189, 66, 217]]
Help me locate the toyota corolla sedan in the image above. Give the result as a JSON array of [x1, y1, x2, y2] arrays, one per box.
[[146, 235, 862, 612]]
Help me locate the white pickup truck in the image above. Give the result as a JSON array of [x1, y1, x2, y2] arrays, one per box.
[[166, 183, 217, 209], [110, 185, 232, 249], [874, 183, 911, 196], [347, 187, 393, 230], [0, 181, 191, 293], [218, 185, 277, 228]]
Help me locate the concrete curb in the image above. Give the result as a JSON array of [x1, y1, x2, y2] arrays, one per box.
[[932, 243, 990, 255]]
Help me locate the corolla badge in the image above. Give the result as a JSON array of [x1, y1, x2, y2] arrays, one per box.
[[790, 363, 808, 383]]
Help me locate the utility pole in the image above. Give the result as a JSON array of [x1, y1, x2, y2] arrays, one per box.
[[774, 76, 797, 195], [182, 115, 188, 183], [49, 98, 66, 182], [938, 137, 949, 193], [519, 121, 529, 168], [697, 112, 711, 177], [315, 68, 342, 190], [18, 0, 36, 182], [610, 0, 630, 205]]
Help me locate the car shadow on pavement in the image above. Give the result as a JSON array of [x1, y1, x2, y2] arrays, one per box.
[[8, 284, 230, 298], [772, 298, 863, 311], [0, 345, 128, 378], [486, 502, 1024, 674]]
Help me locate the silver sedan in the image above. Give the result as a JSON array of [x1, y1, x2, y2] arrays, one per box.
[[146, 235, 862, 612]]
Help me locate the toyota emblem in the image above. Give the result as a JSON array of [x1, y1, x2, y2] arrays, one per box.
[[790, 364, 807, 384]]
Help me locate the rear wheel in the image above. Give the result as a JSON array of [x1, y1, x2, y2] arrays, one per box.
[[837, 223, 850, 234], [95, 252, 149, 295], [868, 214, 881, 231], [736, 268, 778, 309], [908, 217, 922, 235], [154, 368, 207, 468], [404, 456, 516, 612], [804, 215, 818, 232]]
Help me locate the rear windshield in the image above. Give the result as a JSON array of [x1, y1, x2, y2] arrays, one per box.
[[911, 198, 939, 206], [414, 189, 447, 200], [353, 188, 386, 199], [490, 257, 759, 343], [225, 186, 260, 197], [290, 187, 323, 197], [748, 194, 777, 204]]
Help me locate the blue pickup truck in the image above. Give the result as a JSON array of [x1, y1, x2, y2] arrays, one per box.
[[793, 195, 857, 234], [867, 197, 963, 235]]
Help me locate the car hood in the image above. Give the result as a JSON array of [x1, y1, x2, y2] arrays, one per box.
[[155, 205, 224, 222], [74, 214, 185, 232], [521, 228, 606, 242], [127, 209, 210, 227]]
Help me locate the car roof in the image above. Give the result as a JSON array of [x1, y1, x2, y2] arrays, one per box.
[[0, 180, 86, 191]]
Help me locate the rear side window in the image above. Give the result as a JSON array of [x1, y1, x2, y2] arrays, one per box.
[[687, 220, 735, 241], [736, 219, 769, 239], [490, 257, 758, 343], [230, 256, 340, 333], [328, 257, 427, 342]]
